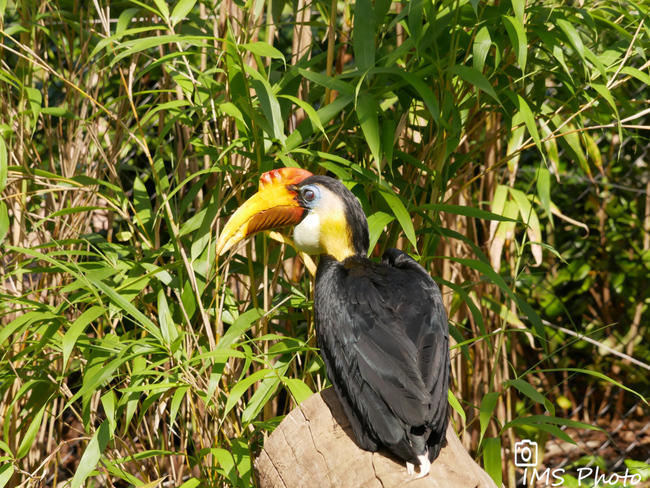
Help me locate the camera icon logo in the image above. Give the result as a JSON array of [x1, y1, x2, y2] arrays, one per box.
[[514, 439, 538, 467]]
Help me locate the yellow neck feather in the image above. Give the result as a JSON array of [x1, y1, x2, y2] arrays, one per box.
[[319, 210, 355, 262]]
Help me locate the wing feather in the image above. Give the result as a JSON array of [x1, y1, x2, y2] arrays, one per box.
[[315, 251, 449, 464]]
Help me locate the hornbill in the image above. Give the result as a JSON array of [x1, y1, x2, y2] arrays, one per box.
[[216, 168, 450, 478]]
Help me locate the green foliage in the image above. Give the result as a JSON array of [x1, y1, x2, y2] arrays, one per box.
[[1, 0, 649, 486]]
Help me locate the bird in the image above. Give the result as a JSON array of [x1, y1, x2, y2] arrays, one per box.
[[216, 167, 450, 478]]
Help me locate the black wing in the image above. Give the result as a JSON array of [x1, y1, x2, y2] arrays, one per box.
[[314, 249, 449, 464]]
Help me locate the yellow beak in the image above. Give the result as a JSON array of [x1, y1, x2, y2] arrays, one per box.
[[216, 168, 314, 255]]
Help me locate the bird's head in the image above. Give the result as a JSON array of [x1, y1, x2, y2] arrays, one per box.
[[216, 168, 369, 262]]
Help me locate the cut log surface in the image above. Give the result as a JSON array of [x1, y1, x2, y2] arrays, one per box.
[[255, 389, 500, 488]]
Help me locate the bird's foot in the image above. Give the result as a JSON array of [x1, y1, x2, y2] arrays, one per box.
[[406, 455, 431, 479], [406, 462, 415, 477]]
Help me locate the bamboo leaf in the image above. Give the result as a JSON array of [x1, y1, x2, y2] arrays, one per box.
[[382, 118, 395, 171], [152, 0, 170, 20], [66, 351, 137, 411], [139, 480, 168, 488], [509, 188, 543, 266], [133, 176, 154, 242], [0, 311, 60, 345], [408, 0, 425, 46], [482, 295, 526, 329], [621, 66, 650, 86], [296, 68, 355, 96], [448, 389, 466, 423], [0, 463, 12, 488], [590, 82, 618, 115], [285, 95, 353, 152], [515, 295, 547, 352], [87, 276, 163, 341], [584, 132, 603, 173], [16, 404, 47, 459], [171, 0, 197, 26], [218, 308, 264, 350], [541, 368, 648, 404], [0, 136, 7, 193], [435, 277, 486, 336], [504, 414, 602, 432], [374, 0, 391, 22], [508, 378, 555, 416], [449, 65, 500, 103], [40, 107, 80, 119], [512, 0, 525, 25], [502, 15, 527, 73], [101, 391, 117, 434], [473, 26, 491, 73], [223, 369, 274, 417], [507, 110, 526, 175], [527, 423, 577, 445], [242, 42, 285, 65], [33, 206, 105, 232], [63, 306, 107, 367], [479, 392, 500, 447], [584, 47, 608, 81], [367, 211, 395, 255], [179, 478, 201, 488], [278, 94, 327, 140], [188, 349, 246, 365], [247, 70, 286, 144], [353, 0, 376, 71], [190, 193, 220, 261], [157, 289, 178, 345], [218, 102, 249, 133], [212, 448, 238, 486], [373, 67, 440, 125], [24, 86, 42, 126], [0, 202, 8, 245], [527, 241, 565, 263], [515, 94, 542, 154], [531, 26, 573, 79], [283, 378, 314, 405], [536, 166, 553, 228], [444, 257, 546, 348], [170, 386, 189, 427], [378, 188, 417, 250], [356, 94, 382, 168], [116, 8, 140, 34], [231, 438, 252, 488], [71, 420, 112, 488], [242, 356, 290, 424], [540, 121, 560, 177], [559, 125, 589, 178], [109, 36, 207, 68], [557, 18, 585, 60], [490, 192, 519, 270], [437, 227, 491, 266], [422, 204, 520, 222], [483, 438, 502, 487]]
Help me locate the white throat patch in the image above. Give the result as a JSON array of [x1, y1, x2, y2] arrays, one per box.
[[293, 211, 322, 254]]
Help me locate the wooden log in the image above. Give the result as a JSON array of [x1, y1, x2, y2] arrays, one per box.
[[255, 388, 500, 488]]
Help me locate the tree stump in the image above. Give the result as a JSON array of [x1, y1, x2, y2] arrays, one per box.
[[255, 388, 499, 488]]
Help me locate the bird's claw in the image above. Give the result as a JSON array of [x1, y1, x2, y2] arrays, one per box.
[[406, 462, 415, 477], [405, 455, 431, 479]]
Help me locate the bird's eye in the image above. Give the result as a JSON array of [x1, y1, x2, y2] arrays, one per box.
[[303, 188, 316, 202]]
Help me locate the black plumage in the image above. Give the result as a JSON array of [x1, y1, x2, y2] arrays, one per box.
[[295, 176, 450, 468], [314, 250, 450, 466]]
